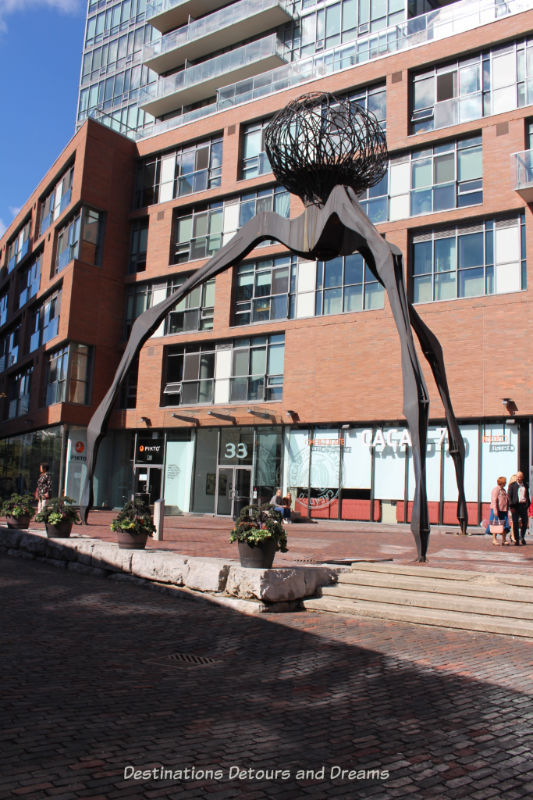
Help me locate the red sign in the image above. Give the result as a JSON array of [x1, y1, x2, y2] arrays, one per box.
[[75, 441, 85, 453]]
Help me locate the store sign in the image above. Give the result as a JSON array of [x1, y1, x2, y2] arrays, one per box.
[[361, 427, 448, 451], [69, 436, 87, 463], [136, 439, 163, 464]]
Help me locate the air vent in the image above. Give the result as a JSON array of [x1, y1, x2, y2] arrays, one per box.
[[227, 125, 236, 136], [496, 122, 509, 136], [391, 71, 403, 83], [157, 211, 165, 220]]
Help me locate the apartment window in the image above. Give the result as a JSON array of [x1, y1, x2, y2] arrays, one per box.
[[358, 171, 389, 224], [172, 187, 290, 265], [39, 165, 74, 236], [234, 253, 384, 325], [389, 136, 482, 220], [162, 335, 285, 407], [527, 119, 533, 150], [85, 1, 150, 47], [17, 255, 41, 309], [315, 254, 384, 314], [0, 325, 21, 373], [129, 219, 148, 273], [165, 278, 215, 335], [241, 120, 272, 180], [119, 356, 139, 409], [124, 277, 215, 337], [0, 292, 7, 327], [411, 214, 526, 304], [411, 38, 533, 134], [235, 257, 291, 325], [7, 365, 33, 419], [55, 207, 104, 273], [297, 0, 405, 57], [44, 343, 92, 406], [134, 136, 223, 208], [7, 219, 31, 273], [29, 290, 61, 353]]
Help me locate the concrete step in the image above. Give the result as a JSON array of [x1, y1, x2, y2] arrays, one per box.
[[334, 561, 533, 587], [303, 595, 533, 639], [336, 572, 532, 603], [320, 583, 533, 620], [303, 564, 533, 638]]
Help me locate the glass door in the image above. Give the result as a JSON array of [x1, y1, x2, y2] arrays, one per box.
[[216, 466, 252, 516], [134, 466, 162, 505], [216, 467, 233, 516]]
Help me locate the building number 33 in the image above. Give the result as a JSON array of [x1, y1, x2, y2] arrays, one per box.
[[225, 442, 248, 459]]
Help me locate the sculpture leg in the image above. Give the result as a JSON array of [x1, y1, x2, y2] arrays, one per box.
[[335, 191, 431, 560], [408, 304, 468, 533]]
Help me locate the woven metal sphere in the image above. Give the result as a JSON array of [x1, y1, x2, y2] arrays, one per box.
[[264, 92, 387, 206]]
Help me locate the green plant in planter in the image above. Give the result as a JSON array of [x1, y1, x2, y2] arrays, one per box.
[[1, 493, 36, 520], [35, 496, 82, 526], [110, 499, 156, 537], [230, 504, 288, 552]]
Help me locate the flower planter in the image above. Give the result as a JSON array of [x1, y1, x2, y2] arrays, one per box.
[[115, 529, 149, 550], [6, 514, 31, 530], [237, 538, 277, 569], [45, 521, 73, 538]]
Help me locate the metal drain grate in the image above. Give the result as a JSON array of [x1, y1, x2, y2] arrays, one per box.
[[147, 652, 217, 667]]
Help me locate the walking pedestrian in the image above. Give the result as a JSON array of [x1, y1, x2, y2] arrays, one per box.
[[507, 471, 529, 545], [485, 477, 510, 545], [35, 463, 52, 513]]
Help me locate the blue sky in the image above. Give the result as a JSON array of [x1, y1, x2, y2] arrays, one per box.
[[0, 0, 86, 237]]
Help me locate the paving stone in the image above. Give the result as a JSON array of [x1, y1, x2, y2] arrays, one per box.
[[2, 523, 533, 800]]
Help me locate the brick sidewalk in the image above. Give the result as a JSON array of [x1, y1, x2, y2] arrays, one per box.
[[1, 555, 532, 799], [26, 510, 533, 576]]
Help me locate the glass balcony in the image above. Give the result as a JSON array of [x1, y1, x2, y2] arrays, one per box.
[[146, 0, 233, 34], [513, 150, 533, 202], [138, 0, 526, 141], [144, 0, 295, 75], [139, 34, 289, 118]]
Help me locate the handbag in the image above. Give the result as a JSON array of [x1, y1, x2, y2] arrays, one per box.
[[490, 522, 504, 534]]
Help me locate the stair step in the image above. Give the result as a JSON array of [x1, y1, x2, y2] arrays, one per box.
[[303, 596, 533, 638], [320, 583, 533, 619], [338, 561, 533, 587], [336, 572, 531, 602]]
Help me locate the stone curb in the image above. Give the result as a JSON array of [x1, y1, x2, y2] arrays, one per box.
[[0, 527, 339, 609]]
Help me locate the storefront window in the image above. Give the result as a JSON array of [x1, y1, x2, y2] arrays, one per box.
[[480, 423, 518, 502], [165, 432, 194, 513], [192, 429, 218, 513]]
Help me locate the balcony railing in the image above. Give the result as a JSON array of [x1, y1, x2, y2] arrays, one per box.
[[137, 0, 528, 141], [143, 0, 294, 74], [513, 149, 533, 202], [139, 34, 289, 117], [146, 0, 234, 34]]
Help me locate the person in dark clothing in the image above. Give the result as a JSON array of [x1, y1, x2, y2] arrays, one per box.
[[507, 471, 530, 545], [36, 462, 52, 513]]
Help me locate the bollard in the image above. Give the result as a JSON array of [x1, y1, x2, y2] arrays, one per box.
[[153, 499, 164, 541]]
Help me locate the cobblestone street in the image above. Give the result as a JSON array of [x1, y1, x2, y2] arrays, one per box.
[[1, 554, 533, 799]]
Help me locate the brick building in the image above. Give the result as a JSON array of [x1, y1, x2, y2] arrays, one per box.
[[1, 0, 533, 526]]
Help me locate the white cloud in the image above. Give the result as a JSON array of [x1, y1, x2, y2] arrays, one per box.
[[9, 206, 21, 218], [0, 219, 6, 238], [0, 1, 82, 31]]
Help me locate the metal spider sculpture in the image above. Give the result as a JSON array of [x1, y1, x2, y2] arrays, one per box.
[[81, 92, 468, 561]]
